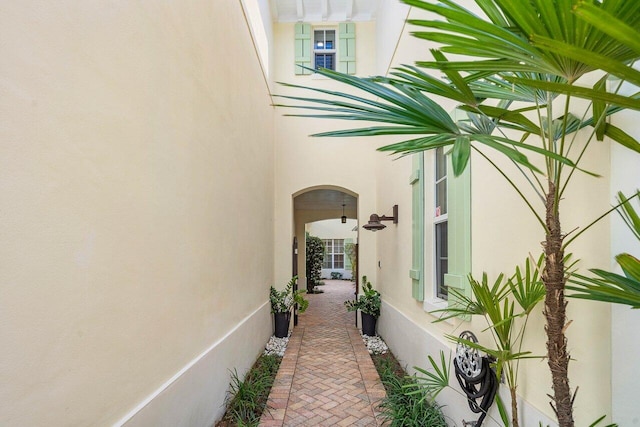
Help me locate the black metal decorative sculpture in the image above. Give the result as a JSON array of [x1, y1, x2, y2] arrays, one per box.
[[453, 331, 499, 427]]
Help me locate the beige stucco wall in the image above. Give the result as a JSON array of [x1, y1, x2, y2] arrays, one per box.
[[272, 21, 385, 290], [1, 2, 274, 425], [610, 81, 640, 425]]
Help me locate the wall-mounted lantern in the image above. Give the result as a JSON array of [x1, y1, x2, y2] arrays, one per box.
[[362, 205, 398, 232]]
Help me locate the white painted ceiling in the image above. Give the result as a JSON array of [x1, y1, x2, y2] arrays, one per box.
[[270, 0, 380, 22]]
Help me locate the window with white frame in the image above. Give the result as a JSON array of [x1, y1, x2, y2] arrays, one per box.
[[314, 29, 335, 70], [434, 147, 448, 300], [294, 23, 356, 75], [414, 116, 470, 314], [322, 239, 345, 269]]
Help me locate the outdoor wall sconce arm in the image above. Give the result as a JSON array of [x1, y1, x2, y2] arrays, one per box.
[[362, 205, 398, 231]]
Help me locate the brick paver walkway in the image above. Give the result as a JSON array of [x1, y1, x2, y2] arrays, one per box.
[[260, 280, 387, 426]]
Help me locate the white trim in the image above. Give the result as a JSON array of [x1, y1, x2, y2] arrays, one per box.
[[433, 212, 448, 224], [423, 297, 453, 325], [433, 146, 448, 301], [311, 73, 331, 80], [423, 297, 447, 313], [239, 0, 273, 100], [113, 301, 270, 427]]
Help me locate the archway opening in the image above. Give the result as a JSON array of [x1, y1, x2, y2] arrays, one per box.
[[292, 188, 359, 325]]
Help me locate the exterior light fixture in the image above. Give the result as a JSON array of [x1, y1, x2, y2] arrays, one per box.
[[363, 205, 398, 232], [341, 204, 347, 223]]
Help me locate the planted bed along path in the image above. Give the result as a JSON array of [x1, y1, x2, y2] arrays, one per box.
[[260, 279, 387, 427]]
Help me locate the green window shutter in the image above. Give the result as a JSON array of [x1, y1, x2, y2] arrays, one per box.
[[444, 155, 471, 317], [294, 23, 312, 75], [410, 154, 425, 301], [338, 23, 356, 75]]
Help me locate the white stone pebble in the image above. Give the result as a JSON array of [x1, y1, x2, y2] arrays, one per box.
[[263, 332, 389, 357], [263, 334, 290, 357], [362, 333, 389, 355]]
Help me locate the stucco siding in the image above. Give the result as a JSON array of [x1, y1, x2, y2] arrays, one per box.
[[0, 1, 274, 425]]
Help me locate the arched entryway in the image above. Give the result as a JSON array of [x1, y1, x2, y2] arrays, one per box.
[[292, 186, 359, 325]]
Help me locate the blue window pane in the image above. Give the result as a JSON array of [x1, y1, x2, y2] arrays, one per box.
[[315, 54, 334, 70]]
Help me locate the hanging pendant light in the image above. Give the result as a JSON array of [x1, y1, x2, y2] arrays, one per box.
[[341, 204, 347, 223]]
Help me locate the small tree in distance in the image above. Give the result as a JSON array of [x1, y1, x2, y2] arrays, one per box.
[[306, 234, 325, 293]]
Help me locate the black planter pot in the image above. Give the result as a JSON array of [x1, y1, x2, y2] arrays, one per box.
[[361, 312, 377, 336], [274, 311, 291, 338]]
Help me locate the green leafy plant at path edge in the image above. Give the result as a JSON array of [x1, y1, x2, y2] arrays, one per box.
[[218, 354, 282, 427], [269, 275, 309, 314], [345, 275, 382, 317], [372, 351, 448, 426]]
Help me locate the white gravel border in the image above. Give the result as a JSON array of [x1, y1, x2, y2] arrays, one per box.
[[263, 331, 389, 357], [263, 334, 290, 357], [361, 333, 389, 355]]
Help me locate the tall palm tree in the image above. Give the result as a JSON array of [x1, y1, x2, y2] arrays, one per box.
[[275, 1, 640, 425]]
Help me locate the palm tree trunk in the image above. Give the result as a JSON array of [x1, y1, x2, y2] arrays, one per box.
[[542, 181, 574, 427], [510, 386, 519, 427]]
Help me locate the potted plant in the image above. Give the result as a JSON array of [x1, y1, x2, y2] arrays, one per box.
[[344, 275, 381, 336], [269, 276, 309, 338]]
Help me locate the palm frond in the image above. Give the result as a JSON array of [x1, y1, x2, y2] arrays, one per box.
[[617, 191, 640, 240], [568, 257, 640, 309], [572, 1, 640, 54], [411, 352, 451, 399], [502, 76, 640, 111], [509, 253, 546, 314]]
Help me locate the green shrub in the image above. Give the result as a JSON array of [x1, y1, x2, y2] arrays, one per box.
[[344, 276, 381, 318], [373, 352, 448, 427], [269, 276, 308, 314], [305, 234, 324, 292], [220, 354, 282, 427]]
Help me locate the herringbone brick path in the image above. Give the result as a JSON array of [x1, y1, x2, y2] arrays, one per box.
[[260, 280, 386, 426]]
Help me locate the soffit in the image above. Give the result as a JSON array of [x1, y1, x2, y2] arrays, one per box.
[[294, 189, 357, 212], [270, 0, 379, 22]]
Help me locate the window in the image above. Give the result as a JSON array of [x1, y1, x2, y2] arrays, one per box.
[[314, 29, 335, 70], [294, 23, 356, 75], [322, 239, 345, 269], [440, 136, 472, 316], [423, 142, 470, 315], [434, 147, 448, 299]]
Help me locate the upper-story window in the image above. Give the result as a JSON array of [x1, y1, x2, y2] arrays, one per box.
[[295, 23, 355, 75], [314, 29, 336, 70]]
